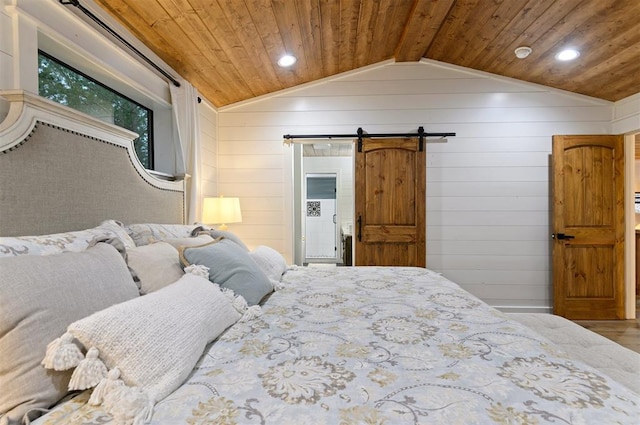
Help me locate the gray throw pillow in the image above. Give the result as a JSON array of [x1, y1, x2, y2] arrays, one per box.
[[209, 229, 249, 251], [179, 238, 272, 305], [0, 243, 139, 424]]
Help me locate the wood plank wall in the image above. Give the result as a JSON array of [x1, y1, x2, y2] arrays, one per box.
[[216, 61, 614, 311]]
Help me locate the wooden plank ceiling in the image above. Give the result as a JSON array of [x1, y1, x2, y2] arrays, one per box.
[[92, 0, 640, 108], [303, 142, 353, 157]]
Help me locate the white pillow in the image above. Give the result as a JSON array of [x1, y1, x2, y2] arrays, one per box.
[[126, 242, 184, 294], [162, 234, 214, 249], [249, 245, 288, 282], [44, 274, 242, 424]]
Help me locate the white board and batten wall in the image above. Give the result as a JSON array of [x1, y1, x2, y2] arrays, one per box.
[[218, 59, 616, 313]]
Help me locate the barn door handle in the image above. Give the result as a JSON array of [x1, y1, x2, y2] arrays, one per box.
[[357, 215, 362, 242], [552, 233, 575, 240]]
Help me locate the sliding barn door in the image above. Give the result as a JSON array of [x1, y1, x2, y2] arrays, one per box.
[[354, 138, 425, 267], [552, 135, 625, 319]]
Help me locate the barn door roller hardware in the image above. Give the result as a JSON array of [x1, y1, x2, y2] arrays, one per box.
[[283, 127, 455, 152]]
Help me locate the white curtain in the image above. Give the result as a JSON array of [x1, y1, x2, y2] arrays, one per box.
[[170, 82, 201, 224]]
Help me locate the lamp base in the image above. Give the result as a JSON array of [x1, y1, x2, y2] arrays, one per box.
[[218, 224, 229, 231]]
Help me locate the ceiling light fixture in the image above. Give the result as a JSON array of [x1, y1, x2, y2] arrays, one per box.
[[555, 48, 580, 61], [514, 46, 532, 59], [277, 54, 297, 67]]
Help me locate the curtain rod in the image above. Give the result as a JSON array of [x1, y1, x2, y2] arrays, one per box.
[[283, 127, 456, 152], [60, 0, 181, 87]]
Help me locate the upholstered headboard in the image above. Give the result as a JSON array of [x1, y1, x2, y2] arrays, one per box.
[[0, 90, 185, 236]]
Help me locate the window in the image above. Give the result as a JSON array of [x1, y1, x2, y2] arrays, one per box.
[[38, 51, 153, 169]]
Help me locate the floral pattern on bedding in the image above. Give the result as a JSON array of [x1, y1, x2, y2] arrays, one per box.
[[125, 223, 202, 246], [0, 220, 132, 257], [34, 267, 639, 424]]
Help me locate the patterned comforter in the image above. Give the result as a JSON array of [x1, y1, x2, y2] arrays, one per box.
[[36, 266, 639, 424]]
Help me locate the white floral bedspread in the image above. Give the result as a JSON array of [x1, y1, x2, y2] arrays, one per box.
[[36, 267, 639, 424]]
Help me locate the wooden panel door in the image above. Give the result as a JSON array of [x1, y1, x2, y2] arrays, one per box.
[[355, 138, 425, 266], [552, 135, 625, 319]]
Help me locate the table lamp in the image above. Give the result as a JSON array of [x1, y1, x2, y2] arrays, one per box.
[[202, 196, 242, 230]]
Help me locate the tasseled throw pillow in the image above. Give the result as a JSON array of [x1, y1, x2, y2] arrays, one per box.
[[42, 272, 249, 425]]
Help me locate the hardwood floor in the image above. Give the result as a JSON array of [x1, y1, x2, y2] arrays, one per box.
[[572, 303, 640, 354], [573, 319, 640, 353]]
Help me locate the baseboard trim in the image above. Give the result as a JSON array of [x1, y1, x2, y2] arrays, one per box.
[[495, 306, 553, 314]]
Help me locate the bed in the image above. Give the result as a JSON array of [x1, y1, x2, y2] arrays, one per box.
[[1, 91, 639, 425], [27, 264, 640, 425]]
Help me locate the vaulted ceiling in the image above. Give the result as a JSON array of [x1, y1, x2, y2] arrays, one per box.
[[92, 0, 640, 108]]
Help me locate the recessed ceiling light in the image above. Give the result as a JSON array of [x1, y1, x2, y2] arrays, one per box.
[[277, 54, 296, 67], [555, 48, 580, 61], [514, 46, 532, 59]]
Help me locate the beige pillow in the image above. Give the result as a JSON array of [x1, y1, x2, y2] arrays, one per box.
[[126, 242, 184, 294], [0, 243, 139, 424]]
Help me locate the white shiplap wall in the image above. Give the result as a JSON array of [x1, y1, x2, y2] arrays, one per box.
[[199, 99, 218, 199], [217, 60, 614, 311], [0, 1, 13, 118], [613, 93, 640, 134]]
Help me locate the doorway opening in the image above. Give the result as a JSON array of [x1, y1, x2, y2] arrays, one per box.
[[304, 174, 338, 263], [293, 142, 354, 266]]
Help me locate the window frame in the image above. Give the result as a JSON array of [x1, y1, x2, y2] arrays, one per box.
[[37, 49, 154, 170]]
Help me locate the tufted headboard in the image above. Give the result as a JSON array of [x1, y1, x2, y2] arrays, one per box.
[[0, 90, 185, 237]]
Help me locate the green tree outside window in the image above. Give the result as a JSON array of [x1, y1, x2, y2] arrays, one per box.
[[38, 51, 153, 169]]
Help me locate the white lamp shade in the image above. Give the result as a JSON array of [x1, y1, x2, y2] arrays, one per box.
[[202, 197, 242, 228]]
